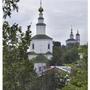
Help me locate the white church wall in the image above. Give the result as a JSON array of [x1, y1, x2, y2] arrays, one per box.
[[36, 25, 46, 34], [29, 39, 53, 54], [34, 63, 46, 76], [38, 19, 43, 23], [76, 36, 80, 43]]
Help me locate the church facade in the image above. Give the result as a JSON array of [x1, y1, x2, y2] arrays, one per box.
[[28, 2, 53, 60]]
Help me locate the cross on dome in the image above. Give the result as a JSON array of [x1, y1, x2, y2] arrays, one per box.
[[40, 0, 42, 7], [39, 0, 44, 13]]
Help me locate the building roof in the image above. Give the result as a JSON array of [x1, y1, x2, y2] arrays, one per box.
[[76, 33, 80, 35], [38, 17, 44, 19], [27, 51, 36, 55], [41, 66, 71, 75], [66, 38, 76, 42], [36, 23, 46, 26], [31, 34, 52, 40], [31, 54, 49, 63], [49, 66, 71, 73], [46, 51, 52, 55], [28, 51, 52, 55]]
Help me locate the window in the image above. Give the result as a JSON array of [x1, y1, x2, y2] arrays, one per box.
[[32, 44, 34, 49], [39, 67, 42, 71], [48, 44, 50, 49]]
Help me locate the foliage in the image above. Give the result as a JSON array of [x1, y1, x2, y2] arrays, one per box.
[[3, 0, 20, 18], [50, 45, 79, 65], [49, 46, 63, 65], [3, 20, 36, 90], [3, 0, 88, 90], [63, 47, 79, 64], [62, 45, 88, 90], [2, 0, 38, 89]]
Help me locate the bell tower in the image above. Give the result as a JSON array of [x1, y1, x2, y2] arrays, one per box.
[[70, 27, 74, 39], [36, 0, 46, 35], [76, 29, 80, 44]]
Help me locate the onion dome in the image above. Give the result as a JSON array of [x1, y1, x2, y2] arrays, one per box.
[[38, 0, 43, 13], [76, 30, 80, 35], [38, 6, 43, 13]]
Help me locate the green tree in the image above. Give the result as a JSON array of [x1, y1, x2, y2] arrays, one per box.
[[3, 0, 38, 90], [62, 45, 88, 90], [49, 45, 63, 65], [3, 0, 19, 18], [3, 21, 35, 90], [63, 47, 79, 64]]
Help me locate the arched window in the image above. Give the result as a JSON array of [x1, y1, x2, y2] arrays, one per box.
[[48, 44, 50, 49], [32, 44, 34, 49]]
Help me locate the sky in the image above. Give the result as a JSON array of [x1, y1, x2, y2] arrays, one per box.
[[7, 0, 88, 45]]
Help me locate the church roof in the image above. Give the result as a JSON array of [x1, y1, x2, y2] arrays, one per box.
[[66, 38, 76, 41], [31, 54, 49, 63], [31, 35, 52, 40], [46, 51, 52, 55], [38, 17, 44, 19], [27, 51, 52, 56], [76, 33, 80, 35], [27, 51, 52, 55], [27, 51, 36, 55], [36, 23, 46, 26]]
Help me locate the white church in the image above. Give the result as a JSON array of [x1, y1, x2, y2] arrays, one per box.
[[28, 1, 53, 60], [27, 1, 53, 75], [27, 1, 75, 76], [66, 28, 80, 47]]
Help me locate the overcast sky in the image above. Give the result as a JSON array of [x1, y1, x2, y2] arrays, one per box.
[[7, 0, 88, 45]]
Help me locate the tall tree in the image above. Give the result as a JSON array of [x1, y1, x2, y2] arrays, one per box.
[[3, 0, 38, 90], [49, 42, 63, 65], [3, 0, 19, 18]]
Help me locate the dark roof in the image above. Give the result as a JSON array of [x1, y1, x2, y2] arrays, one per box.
[[36, 23, 46, 26], [38, 17, 44, 19], [27, 51, 36, 55], [66, 38, 76, 41], [31, 35, 52, 40], [76, 33, 80, 35], [46, 51, 52, 55], [31, 54, 49, 63], [27, 52, 52, 55]]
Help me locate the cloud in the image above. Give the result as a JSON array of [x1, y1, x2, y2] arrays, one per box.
[[7, 0, 88, 45]]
